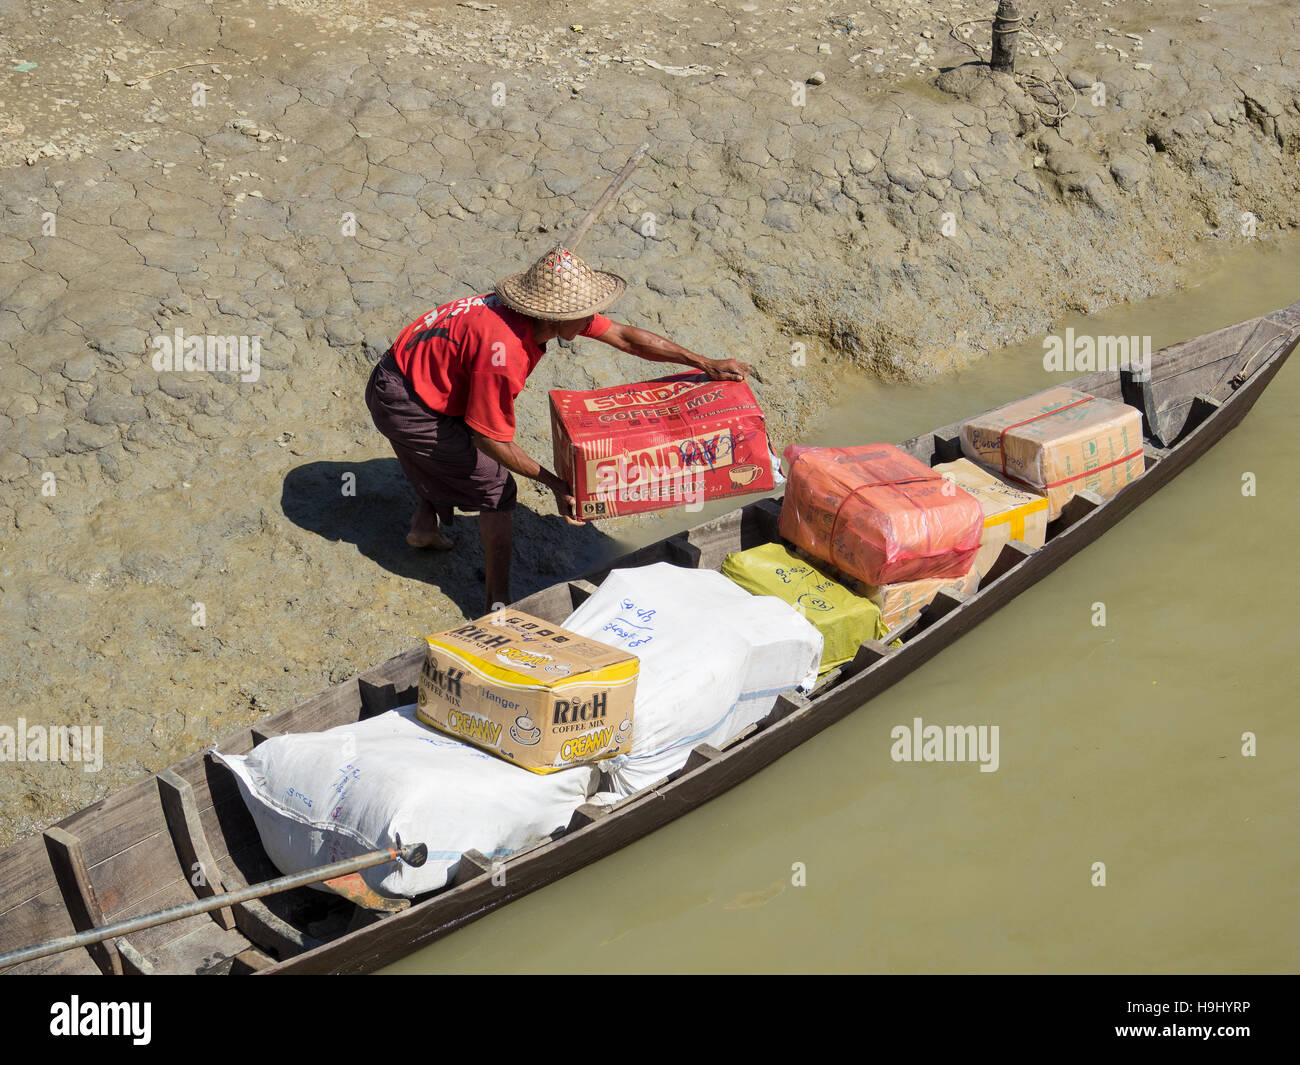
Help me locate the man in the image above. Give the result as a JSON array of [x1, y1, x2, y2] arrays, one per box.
[[366, 245, 753, 611]]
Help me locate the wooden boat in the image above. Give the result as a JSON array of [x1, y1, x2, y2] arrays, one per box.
[[2, 302, 1297, 976]]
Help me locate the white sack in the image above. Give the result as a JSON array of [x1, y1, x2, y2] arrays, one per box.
[[563, 562, 823, 795], [214, 705, 596, 898]]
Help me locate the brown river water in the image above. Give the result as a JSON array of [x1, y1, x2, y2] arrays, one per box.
[[381, 235, 1300, 974]]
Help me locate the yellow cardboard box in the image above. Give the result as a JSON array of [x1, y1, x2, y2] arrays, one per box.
[[933, 458, 1049, 576], [959, 386, 1144, 519], [416, 612, 638, 773]]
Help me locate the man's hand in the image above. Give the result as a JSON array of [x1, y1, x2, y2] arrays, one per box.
[[551, 481, 584, 526], [703, 357, 753, 382]]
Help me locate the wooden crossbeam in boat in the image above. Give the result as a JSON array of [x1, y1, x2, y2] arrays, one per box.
[[763, 688, 811, 727], [1182, 393, 1222, 437], [1056, 489, 1105, 529], [846, 639, 895, 675], [930, 429, 963, 464], [229, 947, 276, 973], [157, 770, 236, 930], [358, 678, 414, 717], [809, 667, 843, 697], [682, 743, 723, 774], [984, 539, 1037, 583], [750, 498, 783, 540], [917, 585, 969, 628], [885, 615, 922, 644], [567, 579, 599, 609], [231, 896, 319, 959], [666, 533, 702, 568], [1143, 442, 1170, 467], [1120, 367, 1159, 443], [567, 803, 611, 831], [208, 829, 325, 957], [843, 613, 923, 676], [450, 849, 494, 886], [43, 826, 123, 976], [675, 509, 747, 570]]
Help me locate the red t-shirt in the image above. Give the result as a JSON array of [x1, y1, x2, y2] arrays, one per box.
[[390, 294, 611, 442]]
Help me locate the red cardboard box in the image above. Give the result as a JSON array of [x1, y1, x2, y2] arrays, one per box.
[[550, 373, 776, 520], [778, 443, 984, 586]]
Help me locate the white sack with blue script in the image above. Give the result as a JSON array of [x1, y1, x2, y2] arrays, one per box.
[[563, 562, 823, 795], [215, 705, 596, 898]]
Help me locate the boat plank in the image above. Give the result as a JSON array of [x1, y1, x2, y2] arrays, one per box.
[[89, 831, 186, 922], [273, 679, 363, 736], [115, 937, 156, 976], [229, 946, 277, 974], [54, 776, 167, 872], [450, 849, 494, 886], [0, 834, 60, 913], [513, 582, 578, 623], [165, 923, 256, 975]]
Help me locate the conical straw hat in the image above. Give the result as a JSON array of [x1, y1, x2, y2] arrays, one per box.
[[494, 246, 626, 321]]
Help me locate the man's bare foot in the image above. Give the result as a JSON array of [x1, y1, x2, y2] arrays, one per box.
[[407, 500, 453, 550], [406, 527, 454, 549]]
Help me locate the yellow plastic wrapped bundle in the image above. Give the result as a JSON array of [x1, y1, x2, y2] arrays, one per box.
[[721, 542, 889, 676]]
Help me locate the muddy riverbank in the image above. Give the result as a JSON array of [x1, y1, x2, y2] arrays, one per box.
[[1, 0, 1298, 844]]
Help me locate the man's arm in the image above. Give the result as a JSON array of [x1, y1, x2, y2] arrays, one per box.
[[596, 321, 753, 381], [470, 432, 583, 525]]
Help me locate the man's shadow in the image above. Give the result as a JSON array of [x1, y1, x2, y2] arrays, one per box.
[[282, 459, 619, 618]]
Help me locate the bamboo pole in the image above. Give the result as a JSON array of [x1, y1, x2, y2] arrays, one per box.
[[563, 142, 650, 253]]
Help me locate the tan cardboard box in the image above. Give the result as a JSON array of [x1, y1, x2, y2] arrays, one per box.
[[933, 458, 1050, 576], [959, 386, 1144, 519], [856, 567, 980, 633], [416, 611, 638, 774]]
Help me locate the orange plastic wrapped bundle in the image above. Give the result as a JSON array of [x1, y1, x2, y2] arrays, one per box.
[[778, 443, 984, 587]]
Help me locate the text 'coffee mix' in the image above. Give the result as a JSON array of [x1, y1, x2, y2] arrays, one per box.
[[416, 611, 638, 773]]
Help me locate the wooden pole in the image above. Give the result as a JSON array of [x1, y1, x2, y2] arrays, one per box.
[[991, 0, 1021, 73], [563, 142, 650, 253]]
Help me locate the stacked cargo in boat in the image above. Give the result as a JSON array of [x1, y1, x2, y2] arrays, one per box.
[[776, 442, 985, 632]]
